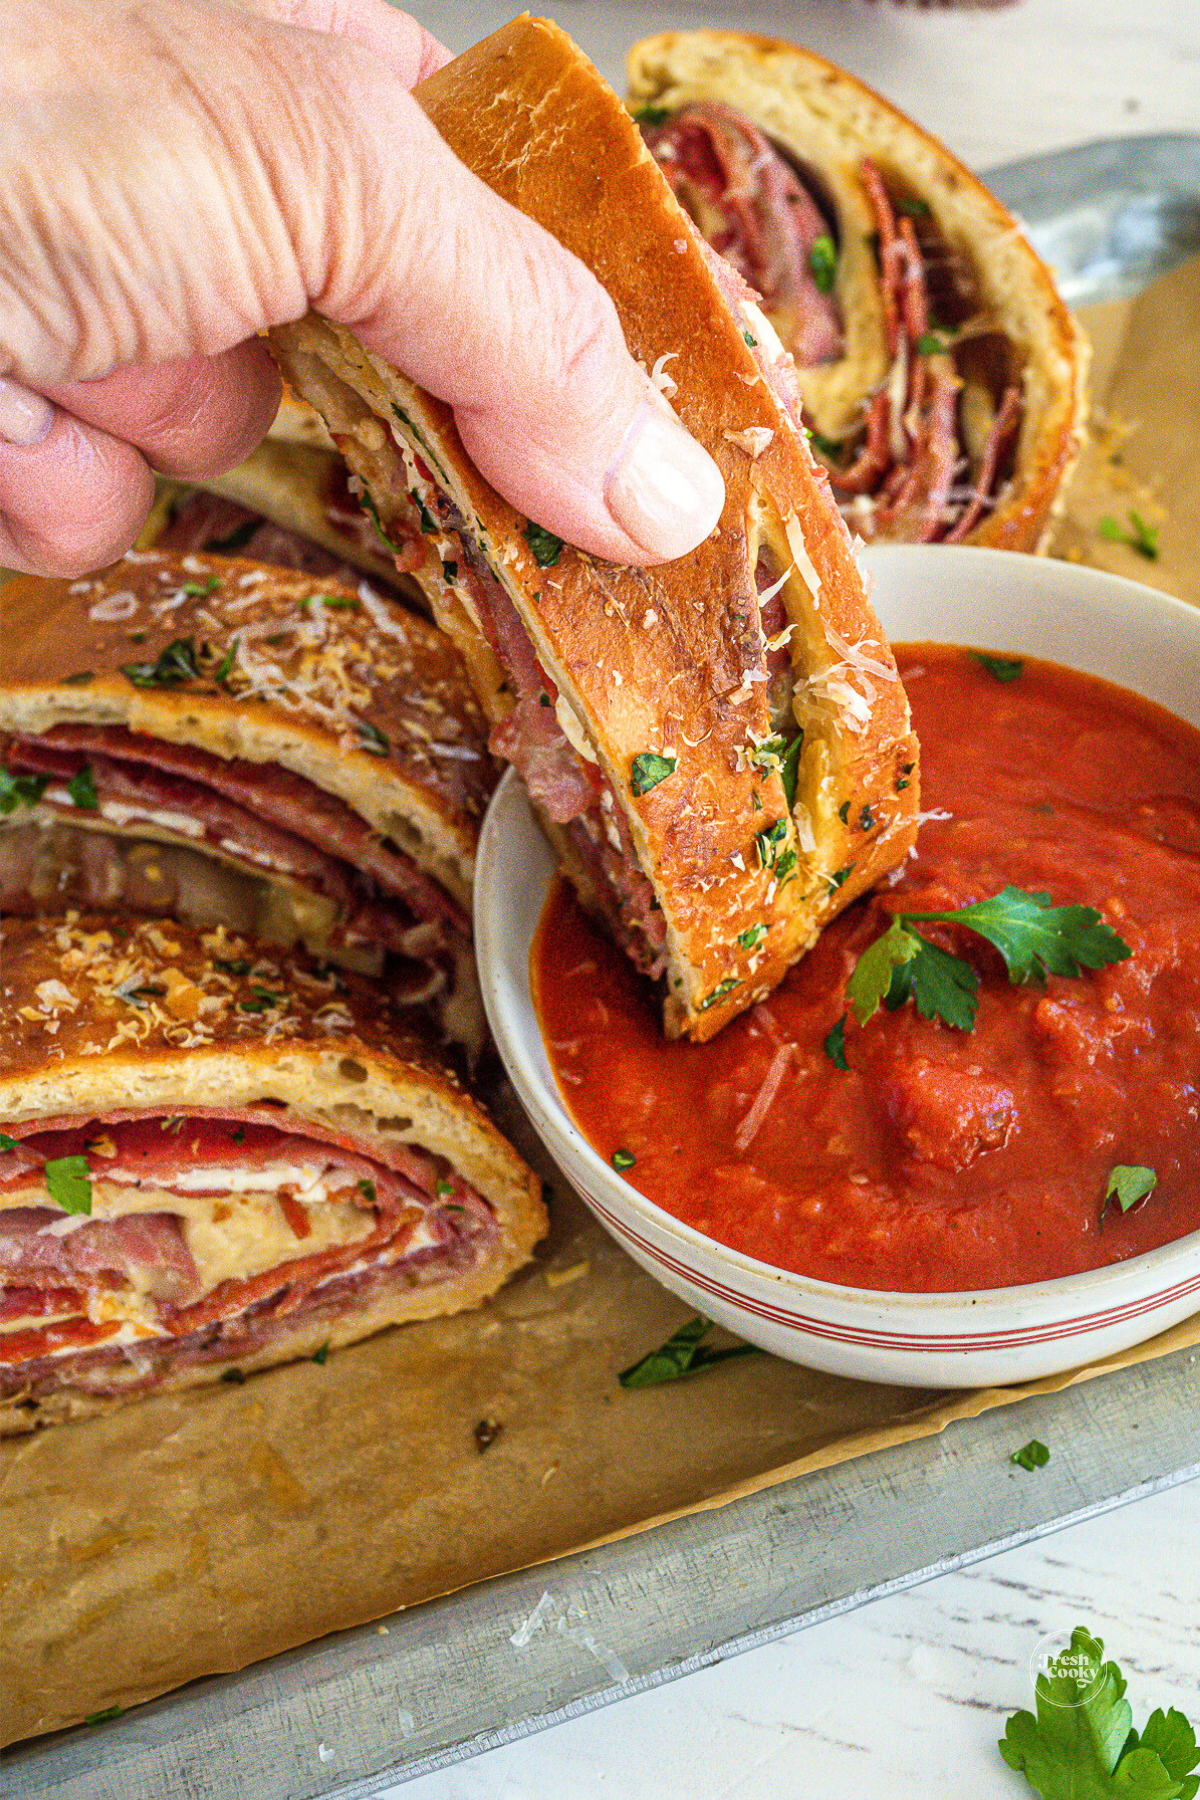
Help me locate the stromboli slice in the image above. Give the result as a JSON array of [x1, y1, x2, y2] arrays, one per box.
[[271, 17, 920, 1041], [0, 553, 498, 1055], [629, 30, 1086, 549], [0, 915, 546, 1434]]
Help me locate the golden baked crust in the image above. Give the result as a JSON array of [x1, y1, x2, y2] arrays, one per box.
[[627, 29, 1087, 553], [272, 18, 920, 1042], [0, 913, 547, 1433], [0, 553, 495, 902]]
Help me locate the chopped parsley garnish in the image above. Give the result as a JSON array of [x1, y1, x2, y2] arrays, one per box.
[[612, 1149, 636, 1172], [916, 330, 952, 356], [409, 489, 440, 535], [180, 576, 219, 597], [45, 1155, 92, 1216], [203, 516, 260, 555], [116, 982, 167, 1008], [742, 329, 757, 348], [523, 521, 563, 568], [971, 650, 1024, 684], [0, 767, 50, 815], [355, 719, 390, 757], [359, 486, 405, 555], [357, 1179, 377, 1204], [436, 1180, 454, 1197], [810, 430, 843, 461], [858, 804, 875, 832], [838, 800, 851, 824], [83, 1706, 125, 1727], [619, 1316, 762, 1389], [846, 887, 1132, 1033], [630, 751, 676, 796], [238, 986, 285, 1014], [121, 637, 200, 689], [160, 1115, 185, 1132], [1000, 1625, 1199, 1798], [737, 923, 768, 950], [824, 1014, 849, 1071], [213, 957, 252, 977], [1099, 510, 1160, 561], [632, 104, 672, 125], [211, 640, 238, 687], [748, 732, 803, 808], [0, 1134, 19, 1152], [1104, 1164, 1157, 1218], [755, 817, 789, 869], [220, 1368, 246, 1385], [780, 734, 804, 809], [230, 1127, 246, 1146], [808, 234, 837, 293], [441, 560, 458, 583], [63, 670, 95, 686], [1010, 1438, 1050, 1471], [538, 692, 551, 707], [774, 847, 799, 888], [66, 764, 99, 810], [697, 976, 740, 1012], [307, 593, 360, 611], [474, 1416, 503, 1453], [311, 1343, 330, 1366], [829, 866, 853, 889], [895, 197, 931, 218]]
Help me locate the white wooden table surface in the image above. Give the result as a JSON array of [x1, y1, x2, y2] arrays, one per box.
[[368, 2, 1199, 1794]]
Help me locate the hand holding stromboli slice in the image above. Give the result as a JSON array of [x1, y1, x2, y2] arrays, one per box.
[[271, 18, 921, 1041], [0, 916, 545, 1434], [629, 31, 1086, 548], [0, 554, 497, 1055]]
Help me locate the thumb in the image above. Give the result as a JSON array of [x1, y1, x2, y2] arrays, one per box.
[[306, 79, 725, 564]]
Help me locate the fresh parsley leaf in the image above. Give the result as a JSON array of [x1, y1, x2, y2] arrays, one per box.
[[808, 233, 837, 294], [824, 1014, 849, 1071], [0, 767, 50, 815], [203, 516, 260, 555], [311, 1343, 330, 1366], [846, 916, 926, 1026], [0, 1134, 20, 1152], [908, 938, 981, 1031], [631, 751, 676, 796], [435, 1180, 455, 1197], [180, 576, 219, 597], [780, 733, 804, 809], [904, 887, 1133, 984], [1104, 1165, 1157, 1216], [774, 847, 799, 888], [1099, 510, 1160, 561], [697, 977, 740, 1012], [828, 866, 853, 890], [971, 650, 1025, 684], [1011, 1438, 1050, 1470], [737, 923, 768, 950], [612, 1149, 636, 1172], [618, 1316, 762, 1389], [45, 1155, 92, 1216], [755, 818, 789, 869], [999, 1626, 1199, 1800], [357, 1178, 377, 1204], [916, 330, 952, 356], [66, 764, 99, 811], [355, 719, 390, 757], [523, 521, 563, 567], [307, 593, 360, 611], [121, 638, 200, 689], [632, 104, 672, 125]]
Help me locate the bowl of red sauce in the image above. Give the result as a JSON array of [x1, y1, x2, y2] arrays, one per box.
[[475, 546, 1200, 1386]]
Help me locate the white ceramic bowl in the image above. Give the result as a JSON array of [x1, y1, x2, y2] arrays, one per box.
[[475, 546, 1200, 1387]]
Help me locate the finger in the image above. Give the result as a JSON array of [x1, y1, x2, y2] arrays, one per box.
[[246, 0, 452, 83], [326, 101, 725, 564], [40, 343, 280, 480], [0, 398, 154, 578]]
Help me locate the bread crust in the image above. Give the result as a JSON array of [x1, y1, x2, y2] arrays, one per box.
[[0, 553, 495, 902], [627, 29, 1087, 553], [0, 913, 547, 1434], [272, 17, 920, 1041]]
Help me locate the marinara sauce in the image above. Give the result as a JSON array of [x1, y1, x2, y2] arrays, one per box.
[[533, 647, 1200, 1292]]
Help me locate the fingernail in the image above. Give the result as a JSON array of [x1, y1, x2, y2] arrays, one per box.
[[604, 401, 725, 560], [0, 377, 55, 446]]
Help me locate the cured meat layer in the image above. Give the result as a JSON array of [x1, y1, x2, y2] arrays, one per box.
[[0, 1111, 497, 1402]]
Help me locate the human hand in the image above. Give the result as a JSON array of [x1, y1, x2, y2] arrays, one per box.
[[0, 0, 724, 577]]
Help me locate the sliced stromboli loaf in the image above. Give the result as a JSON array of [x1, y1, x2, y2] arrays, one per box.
[[629, 30, 1086, 549], [271, 16, 920, 1042], [0, 914, 546, 1434], [0, 554, 497, 1054]]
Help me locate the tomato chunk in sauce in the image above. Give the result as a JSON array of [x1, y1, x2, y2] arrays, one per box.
[[533, 646, 1200, 1292]]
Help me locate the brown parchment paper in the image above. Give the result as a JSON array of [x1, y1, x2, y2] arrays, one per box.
[[2, 260, 1198, 1750]]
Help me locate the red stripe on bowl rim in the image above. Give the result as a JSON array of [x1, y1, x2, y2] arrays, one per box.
[[586, 1197, 1200, 1352]]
